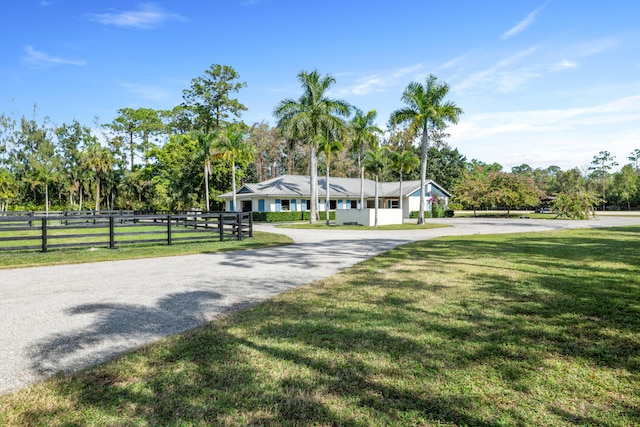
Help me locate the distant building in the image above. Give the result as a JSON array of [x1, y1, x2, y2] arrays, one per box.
[[219, 174, 450, 218]]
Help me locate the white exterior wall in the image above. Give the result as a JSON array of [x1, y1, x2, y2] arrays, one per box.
[[335, 208, 403, 226]]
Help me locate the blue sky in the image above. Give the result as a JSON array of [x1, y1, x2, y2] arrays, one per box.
[[1, 1, 639, 171]]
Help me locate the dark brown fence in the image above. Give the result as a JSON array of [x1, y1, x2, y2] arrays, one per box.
[[0, 211, 252, 252]]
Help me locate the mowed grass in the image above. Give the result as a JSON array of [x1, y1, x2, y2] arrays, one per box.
[[0, 231, 293, 269], [1, 227, 639, 426], [278, 222, 451, 230]]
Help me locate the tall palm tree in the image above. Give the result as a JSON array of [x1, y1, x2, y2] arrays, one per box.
[[389, 75, 462, 224], [350, 109, 381, 209], [82, 142, 114, 213], [362, 146, 388, 227], [274, 70, 351, 223], [390, 149, 419, 213], [318, 133, 344, 225], [214, 125, 254, 212]]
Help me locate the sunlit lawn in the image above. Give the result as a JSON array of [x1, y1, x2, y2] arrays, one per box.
[[1, 227, 639, 426], [277, 222, 451, 230], [0, 231, 293, 269]]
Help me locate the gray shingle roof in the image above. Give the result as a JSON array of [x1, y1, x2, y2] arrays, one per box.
[[219, 175, 450, 198]]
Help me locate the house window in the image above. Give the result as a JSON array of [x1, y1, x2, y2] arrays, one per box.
[[281, 199, 290, 211], [389, 200, 399, 209], [242, 200, 252, 212], [329, 200, 337, 210], [367, 200, 375, 208], [350, 200, 358, 209]]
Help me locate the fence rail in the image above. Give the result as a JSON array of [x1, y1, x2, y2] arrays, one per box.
[[0, 211, 252, 252]]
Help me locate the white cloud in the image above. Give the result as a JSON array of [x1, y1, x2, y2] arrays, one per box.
[[87, 3, 187, 29], [448, 94, 640, 169], [22, 46, 86, 68], [335, 64, 424, 97], [501, 1, 549, 40], [454, 47, 539, 93], [116, 81, 173, 102]]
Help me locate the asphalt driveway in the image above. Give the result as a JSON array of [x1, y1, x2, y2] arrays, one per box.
[[1, 215, 639, 394]]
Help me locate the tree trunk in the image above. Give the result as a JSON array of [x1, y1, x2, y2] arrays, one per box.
[[232, 159, 238, 212], [204, 161, 210, 211], [399, 171, 404, 213], [130, 133, 135, 171], [325, 158, 331, 225], [45, 184, 49, 213], [374, 175, 379, 227], [95, 177, 101, 213], [359, 151, 364, 209], [418, 131, 429, 224], [309, 145, 318, 223]]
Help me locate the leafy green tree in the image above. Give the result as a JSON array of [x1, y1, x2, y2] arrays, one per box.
[[389, 148, 419, 212], [147, 134, 202, 210], [553, 189, 600, 219], [56, 120, 96, 208], [214, 125, 254, 212], [612, 164, 639, 210], [486, 172, 543, 216], [350, 109, 381, 208], [182, 64, 247, 134], [82, 142, 114, 212], [389, 75, 463, 224], [318, 133, 344, 224], [425, 145, 467, 191], [274, 70, 351, 223], [629, 149, 640, 171], [0, 168, 16, 211], [589, 150, 618, 208], [363, 145, 388, 227], [511, 164, 533, 177], [453, 166, 491, 216]]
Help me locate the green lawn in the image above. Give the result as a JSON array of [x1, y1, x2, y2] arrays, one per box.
[[0, 231, 293, 269], [278, 222, 451, 230], [1, 227, 639, 426]]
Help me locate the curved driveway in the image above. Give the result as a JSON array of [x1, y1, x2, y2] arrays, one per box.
[[1, 216, 639, 394]]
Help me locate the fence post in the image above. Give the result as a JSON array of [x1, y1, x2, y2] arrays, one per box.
[[248, 212, 253, 238], [41, 217, 47, 252], [167, 215, 172, 245], [109, 215, 115, 249], [219, 213, 224, 241], [236, 213, 242, 241]]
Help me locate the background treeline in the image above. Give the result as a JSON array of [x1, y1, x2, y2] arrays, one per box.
[[1, 64, 639, 214]]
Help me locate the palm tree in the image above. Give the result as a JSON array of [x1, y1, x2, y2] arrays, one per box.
[[389, 75, 462, 224], [318, 133, 344, 225], [390, 149, 419, 213], [82, 142, 114, 213], [350, 109, 381, 209], [362, 146, 388, 227], [274, 70, 351, 223], [195, 131, 215, 211], [214, 125, 254, 212]]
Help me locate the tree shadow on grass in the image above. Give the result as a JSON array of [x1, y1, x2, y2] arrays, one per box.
[[9, 227, 640, 426]]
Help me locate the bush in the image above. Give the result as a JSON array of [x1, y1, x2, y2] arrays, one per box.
[[432, 205, 446, 218], [409, 210, 433, 219], [252, 211, 335, 222], [444, 209, 455, 217]]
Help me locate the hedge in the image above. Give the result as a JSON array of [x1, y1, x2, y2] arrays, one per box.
[[252, 211, 335, 222], [409, 208, 454, 219]]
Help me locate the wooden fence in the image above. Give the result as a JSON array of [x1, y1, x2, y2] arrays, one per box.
[[0, 211, 252, 252]]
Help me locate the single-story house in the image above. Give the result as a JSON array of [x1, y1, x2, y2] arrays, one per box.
[[219, 174, 451, 218]]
